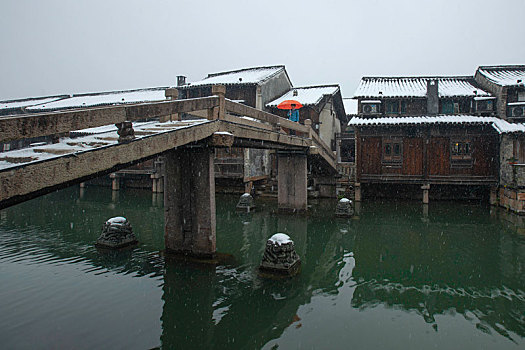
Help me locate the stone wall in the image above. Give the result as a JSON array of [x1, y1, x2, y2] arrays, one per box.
[[500, 134, 515, 186], [259, 71, 293, 110]]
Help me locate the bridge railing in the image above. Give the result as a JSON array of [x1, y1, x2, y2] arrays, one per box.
[[0, 96, 220, 143], [0, 85, 335, 164], [223, 98, 335, 162]]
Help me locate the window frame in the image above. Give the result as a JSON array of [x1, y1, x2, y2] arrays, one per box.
[[450, 139, 473, 168], [382, 138, 403, 166], [385, 100, 399, 114]]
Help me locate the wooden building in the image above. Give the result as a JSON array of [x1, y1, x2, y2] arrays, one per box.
[[350, 117, 500, 200], [350, 76, 500, 202]]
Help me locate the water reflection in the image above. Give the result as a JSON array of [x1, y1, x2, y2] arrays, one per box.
[[348, 202, 525, 343], [0, 188, 524, 349]]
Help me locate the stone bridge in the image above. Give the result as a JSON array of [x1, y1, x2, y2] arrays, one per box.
[[0, 86, 337, 257]]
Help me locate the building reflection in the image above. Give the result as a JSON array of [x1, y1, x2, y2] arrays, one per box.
[[348, 202, 525, 339]]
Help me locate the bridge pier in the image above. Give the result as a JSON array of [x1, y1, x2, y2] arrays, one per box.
[[278, 152, 308, 213], [314, 176, 336, 198], [164, 146, 216, 258]]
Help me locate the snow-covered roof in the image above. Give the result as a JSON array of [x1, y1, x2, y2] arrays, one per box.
[[353, 77, 492, 98], [477, 66, 525, 87], [26, 87, 169, 111], [0, 95, 67, 111], [183, 65, 287, 88], [343, 98, 358, 115], [348, 115, 525, 134], [266, 85, 340, 107]]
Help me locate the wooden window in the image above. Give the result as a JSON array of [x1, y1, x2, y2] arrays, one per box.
[[401, 100, 407, 113], [442, 100, 454, 114], [385, 101, 399, 114], [382, 139, 403, 165], [450, 139, 473, 168]]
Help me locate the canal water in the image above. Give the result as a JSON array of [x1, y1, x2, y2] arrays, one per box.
[[0, 186, 524, 349]]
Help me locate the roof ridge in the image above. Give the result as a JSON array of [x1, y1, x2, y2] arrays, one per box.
[[360, 76, 474, 80], [0, 94, 69, 104], [207, 65, 285, 78], [291, 84, 340, 89], [70, 87, 169, 98], [478, 65, 525, 70]]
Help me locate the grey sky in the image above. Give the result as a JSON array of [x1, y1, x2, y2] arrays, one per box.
[[1, 0, 524, 100]]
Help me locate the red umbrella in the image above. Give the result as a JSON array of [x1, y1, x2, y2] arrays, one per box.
[[277, 99, 303, 110]]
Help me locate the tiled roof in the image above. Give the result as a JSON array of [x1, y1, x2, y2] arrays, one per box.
[[343, 98, 358, 115], [348, 115, 525, 134], [266, 85, 339, 107], [477, 65, 525, 87], [0, 95, 67, 111], [26, 87, 168, 111], [353, 77, 491, 98], [183, 65, 287, 88]]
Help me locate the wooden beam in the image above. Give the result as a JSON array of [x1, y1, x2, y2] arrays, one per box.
[[0, 96, 219, 142]]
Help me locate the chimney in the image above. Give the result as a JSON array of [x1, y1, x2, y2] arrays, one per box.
[[426, 79, 439, 115], [177, 75, 187, 87]]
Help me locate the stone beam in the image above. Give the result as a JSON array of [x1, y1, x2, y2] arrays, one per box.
[[0, 96, 219, 142], [218, 121, 310, 149], [0, 121, 219, 209], [225, 100, 309, 134]]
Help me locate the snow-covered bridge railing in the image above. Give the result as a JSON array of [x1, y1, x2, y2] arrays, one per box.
[[0, 95, 220, 143]]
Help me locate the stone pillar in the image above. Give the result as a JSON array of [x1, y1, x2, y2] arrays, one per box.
[[164, 147, 216, 258], [163, 88, 179, 122], [110, 173, 120, 191], [209, 85, 226, 120], [116, 121, 135, 143], [354, 182, 362, 202], [278, 152, 307, 212], [151, 156, 165, 193], [422, 184, 430, 204], [490, 186, 498, 206]]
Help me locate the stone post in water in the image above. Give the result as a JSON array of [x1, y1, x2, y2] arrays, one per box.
[[236, 193, 255, 212], [96, 217, 138, 249], [259, 233, 301, 276], [335, 198, 354, 217]]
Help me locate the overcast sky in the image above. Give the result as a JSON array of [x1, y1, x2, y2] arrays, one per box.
[[1, 0, 524, 100]]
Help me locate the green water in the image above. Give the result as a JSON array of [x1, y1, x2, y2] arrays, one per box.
[[0, 186, 524, 349]]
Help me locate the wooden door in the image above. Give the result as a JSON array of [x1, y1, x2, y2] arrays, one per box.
[[472, 136, 497, 176], [403, 138, 423, 175], [429, 137, 450, 175], [360, 137, 382, 175]]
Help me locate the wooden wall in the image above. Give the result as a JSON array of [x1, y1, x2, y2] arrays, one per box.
[[356, 125, 498, 184]]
